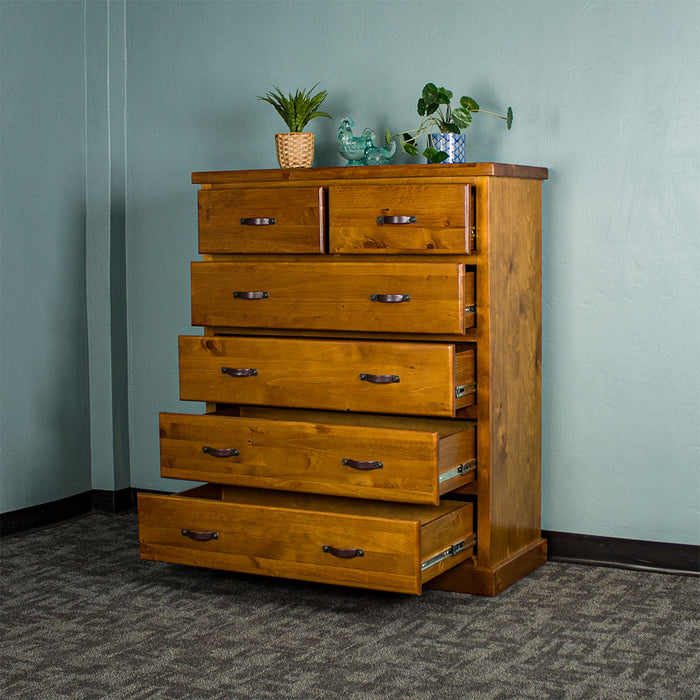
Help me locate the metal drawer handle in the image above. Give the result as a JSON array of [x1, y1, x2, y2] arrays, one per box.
[[222, 367, 258, 377], [359, 373, 400, 384], [240, 217, 275, 226], [342, 458, 383, 471], [181, 529, 219, 542], [202, 446, 239, 458], [376, 215, 417, 225], [370, 294, 410, 303], [233, 291, 269, 299], [323, 545, 364, 558]]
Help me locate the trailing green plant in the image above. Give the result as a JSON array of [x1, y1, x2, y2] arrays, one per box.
[[257, 84, 332, 133], [387, 83, 513, 163]]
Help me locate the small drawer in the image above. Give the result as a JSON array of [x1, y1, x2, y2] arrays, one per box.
[[138, 485, 475, 595], [329, 183, 473, 254], [160, 409, 476, 505], [198, 187, 325, 254], [178, 336, 476, 417], [191, 261, 475, 334]]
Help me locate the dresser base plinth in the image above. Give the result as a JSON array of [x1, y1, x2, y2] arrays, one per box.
[[424, 538, 547, 596]]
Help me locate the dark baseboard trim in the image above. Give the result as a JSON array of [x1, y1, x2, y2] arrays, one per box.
[[92, 487, 135, 514], [1, 488, 136, 536], [543, 530, 699, 576], [1, 491, 93, 536]]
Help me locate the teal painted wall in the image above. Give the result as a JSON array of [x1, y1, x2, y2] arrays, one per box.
[[0, 1, 92, 510], [124, 0, 699, 545], [1, 1, 698, 546], [0, 0, 130, 512]]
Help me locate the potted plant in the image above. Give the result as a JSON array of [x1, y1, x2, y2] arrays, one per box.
[[387, 83, 513, 163], [257, 84, 332, 168]]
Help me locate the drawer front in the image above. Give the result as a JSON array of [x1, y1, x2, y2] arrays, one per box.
[[179, 336, 476, 416], [160, 411, 476, 505], [198, 187, 325, 254], [329, 184, 473, 254], [138, 486, 474, 595], [191, 261, 474, 334]]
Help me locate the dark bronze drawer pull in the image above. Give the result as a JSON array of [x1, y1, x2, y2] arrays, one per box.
[[342, 458, 384, 470], [202, 446, 240, 458], [181, 529, 219, 541], [323, 545, 364, 558], [221, 367, 258, 377], [359, 373, 400, 384], [370, 294, 410, 303], [240, 217, 275, 226], [376, 215, 417, 225], [233, 291, 269, 299]]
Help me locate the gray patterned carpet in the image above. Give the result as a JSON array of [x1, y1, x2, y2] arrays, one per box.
[[1, 511, 698, 700]]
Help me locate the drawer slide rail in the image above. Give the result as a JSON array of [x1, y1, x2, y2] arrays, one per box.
[[421, 537, 475, 572], [439, 460, 477, 484]]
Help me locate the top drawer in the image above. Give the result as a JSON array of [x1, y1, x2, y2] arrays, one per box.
[[329, 184, 473, 254], [198, 187, 325, 254]]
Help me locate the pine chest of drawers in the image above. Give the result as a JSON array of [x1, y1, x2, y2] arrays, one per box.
[[138, 162, 548, 596]]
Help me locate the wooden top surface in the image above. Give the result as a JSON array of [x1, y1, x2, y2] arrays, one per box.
[[192, 162, 548, 185]]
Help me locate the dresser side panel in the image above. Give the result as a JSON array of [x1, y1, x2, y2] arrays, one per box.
[[485, 177, 543, 565]]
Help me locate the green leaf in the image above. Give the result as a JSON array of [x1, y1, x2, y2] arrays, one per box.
[[417, 97, 426, 116], [404, 142, 419, 156], [436, 87, 453, 104], [442, 122, 461, 134], [257, 84, 331, 131], [424, 147, 448, 164], [424, 102, 439, 116], [451, 108, 473, 130], [385, 129, 392, 146], [460, 96, 479, 112], [506, 107, 513, 129], [402, 132, 417, 146], [422, 83, 438, 103]]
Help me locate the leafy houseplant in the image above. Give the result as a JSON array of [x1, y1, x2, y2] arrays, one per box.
[[387, 83, 513, 163], [257, 84, 332, 168]]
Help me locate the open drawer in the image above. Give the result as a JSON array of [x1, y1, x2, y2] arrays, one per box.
[[190, 261, 475, 335], [160, 408, 476, 505], [179, 336, 476, 417], [138, 485, 475, 595]]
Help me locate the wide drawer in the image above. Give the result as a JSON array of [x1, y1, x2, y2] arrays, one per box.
[[329, 183, 474, 254], [191, 261, 475, 334], [138, 485, 475, 595], [179, 336, 476, 416], [160, 408, 476, 505], [198, 187, 325, 254]]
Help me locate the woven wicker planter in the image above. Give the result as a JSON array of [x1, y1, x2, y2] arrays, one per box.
[[275, 132, 314, 168]]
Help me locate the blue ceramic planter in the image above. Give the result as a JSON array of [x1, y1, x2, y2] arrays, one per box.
[[427, 133, 467, 163]]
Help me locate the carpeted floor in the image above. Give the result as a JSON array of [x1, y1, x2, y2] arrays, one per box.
[[1, 511, 698, 699]]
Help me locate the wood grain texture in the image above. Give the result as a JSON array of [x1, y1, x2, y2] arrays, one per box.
[[190, 261, 472, 334], [138, 488, 473, 594], [179, 335, 474, 416], [159, 411, 475, 504], [425, 537, 547, 596], [140, 163, 549, 596], [329, 183, 471, 253], [192, 163, 549, 185], [484, 177, 543, 565], [198, 186, 325, 254]]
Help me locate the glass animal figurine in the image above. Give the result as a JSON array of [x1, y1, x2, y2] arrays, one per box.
[[338, 117, 396, 166]]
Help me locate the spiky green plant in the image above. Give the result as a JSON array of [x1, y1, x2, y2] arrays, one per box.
[[257, 84, 332, 133]]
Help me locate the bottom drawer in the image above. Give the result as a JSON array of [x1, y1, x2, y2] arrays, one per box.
[[138, 485, 474, 595]]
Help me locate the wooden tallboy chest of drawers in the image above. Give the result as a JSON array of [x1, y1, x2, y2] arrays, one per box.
[[138, 162, 549, 596]]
